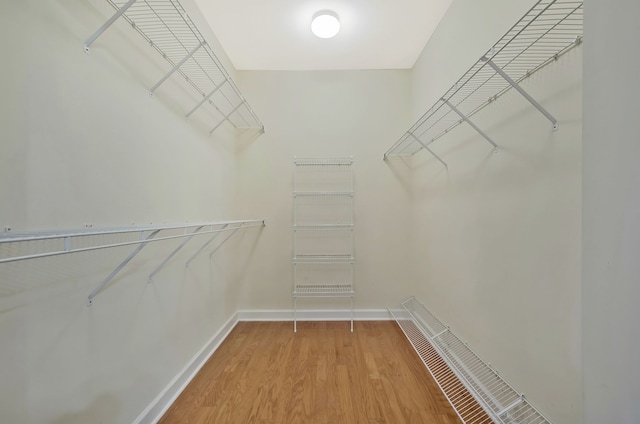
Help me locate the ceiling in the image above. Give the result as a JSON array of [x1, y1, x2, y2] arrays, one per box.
[[192, 0, 454, 71]]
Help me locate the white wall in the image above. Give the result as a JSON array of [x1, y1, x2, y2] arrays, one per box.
[[406, 0, 583, 422], [0, 1, 259, 422], [582, 0, 640, 422], [232, 70, 415, 312]]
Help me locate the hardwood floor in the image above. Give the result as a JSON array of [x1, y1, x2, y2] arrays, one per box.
[[159, 321, 462, 424]]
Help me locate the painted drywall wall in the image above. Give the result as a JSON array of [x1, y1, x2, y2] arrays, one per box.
[[0, 1, 260, 422], [405, 0, 582, 422], [411, 0, 537, 121], [232, 70, 415, 312], [582, 0, 640, 422]]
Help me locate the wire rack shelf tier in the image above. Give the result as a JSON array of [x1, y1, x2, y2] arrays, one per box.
[[390, 297, 552, 424], [384, 0, 583, 162], [84, 0, 263, 135]]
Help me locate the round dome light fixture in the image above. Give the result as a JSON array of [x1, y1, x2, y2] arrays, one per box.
[[311, 11, 340, 39]]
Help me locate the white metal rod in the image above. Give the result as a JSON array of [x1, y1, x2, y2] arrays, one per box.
[[84, 0, 137, 52], [186, 78, 228, 118], [87, 229, 160, 305], [442, 98, 498, 149], [148, 226, 205, 281], [0, 222, 264, 264], [209, 101, 245, 134], [150, 42, 203, 94], [482, 57, 559, 130], [0, 220, 263, 244], [185, 223, 228, 266], [407, 132, 448, 168]]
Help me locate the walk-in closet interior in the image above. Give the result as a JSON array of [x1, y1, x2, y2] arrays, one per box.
[[1, 0, 639, 423]]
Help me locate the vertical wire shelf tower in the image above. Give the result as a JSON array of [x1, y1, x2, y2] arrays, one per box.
[[293, 157, 355, 332]]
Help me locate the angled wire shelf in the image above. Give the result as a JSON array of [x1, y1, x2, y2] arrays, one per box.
[[384, 0, 583, 163], [390, 297, 551, 424], [0, 220, 265, 305], [84, 0, 264, 135]]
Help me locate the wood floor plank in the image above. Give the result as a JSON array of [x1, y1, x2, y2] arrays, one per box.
[[159, 321, 462, 424]]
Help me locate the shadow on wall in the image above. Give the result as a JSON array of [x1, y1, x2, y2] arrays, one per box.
[[382, 155, 421, 197], [236, 128, 266, 155], [50, 393, 120, 424]]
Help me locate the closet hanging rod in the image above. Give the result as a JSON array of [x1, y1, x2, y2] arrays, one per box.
[[384, 0, 582, 161], [0, 220, 265, 265]]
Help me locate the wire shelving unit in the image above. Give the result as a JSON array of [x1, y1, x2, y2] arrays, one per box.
[[0, 220, 265, 305], [293, 157, 355, 332], [84, 0, 264, 135], [384, 0, 583, 164], [390, 297, 552, 424]]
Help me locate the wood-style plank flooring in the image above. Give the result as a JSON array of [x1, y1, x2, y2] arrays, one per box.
[[159, 321, 461, 423]]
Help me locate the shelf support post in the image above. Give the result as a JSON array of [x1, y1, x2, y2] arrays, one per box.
[[407, 132, 448, 168], [482, 57, 559, 130], [84, 0, 138, 53], [186, 78, 228, 118], [185, 224, 229, 266], [87, 229, 160, 305], [442, 98, 498, 149], [209, 101, 245, 135], [148, 226, 204, 282], [150, 42, 204, 95]]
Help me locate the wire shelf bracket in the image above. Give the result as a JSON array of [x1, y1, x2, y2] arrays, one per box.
[[384, 0, 582, 162], [147, 225, 205, 282], [482, 57, 558, 130], [390, 296, 553, 424], [83, 0, 264, 135]]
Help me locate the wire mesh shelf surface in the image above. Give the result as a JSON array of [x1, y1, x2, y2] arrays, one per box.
[[390, 297, 551, 424], [87, 0, 263, 134], [384, 0, 583, 159]]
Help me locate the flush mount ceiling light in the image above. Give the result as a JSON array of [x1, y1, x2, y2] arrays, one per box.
[[311, 11, 340, 39]]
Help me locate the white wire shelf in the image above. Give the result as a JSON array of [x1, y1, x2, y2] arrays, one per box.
[[293, 157, 354, 166], [84, 0, 263, 135], [384, 0, 583, 163], [293, 284, 354, 298], [0, 220, 265, 305], [390, 297, 551, 424]]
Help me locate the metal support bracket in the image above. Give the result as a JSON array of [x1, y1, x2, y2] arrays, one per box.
[[442, 98, 499, 149], [150, 42, 204, 95], [186, 78, 228, 118], [407, 132, 448, 168], [87, 229, 160, 305], [497, 394, 525, 417], [208, 227, 241, 260], [209, 101, 245, 135], [431, 327, 450, 340], [84, 0, 137, 53], [148, 226, 204, 282], [185, 224, 228, 266], [482, 57, 559, 130]]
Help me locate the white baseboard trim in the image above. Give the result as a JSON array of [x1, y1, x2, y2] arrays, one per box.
[[132, 312, 239, 424], [237, 309, 392, 321]]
